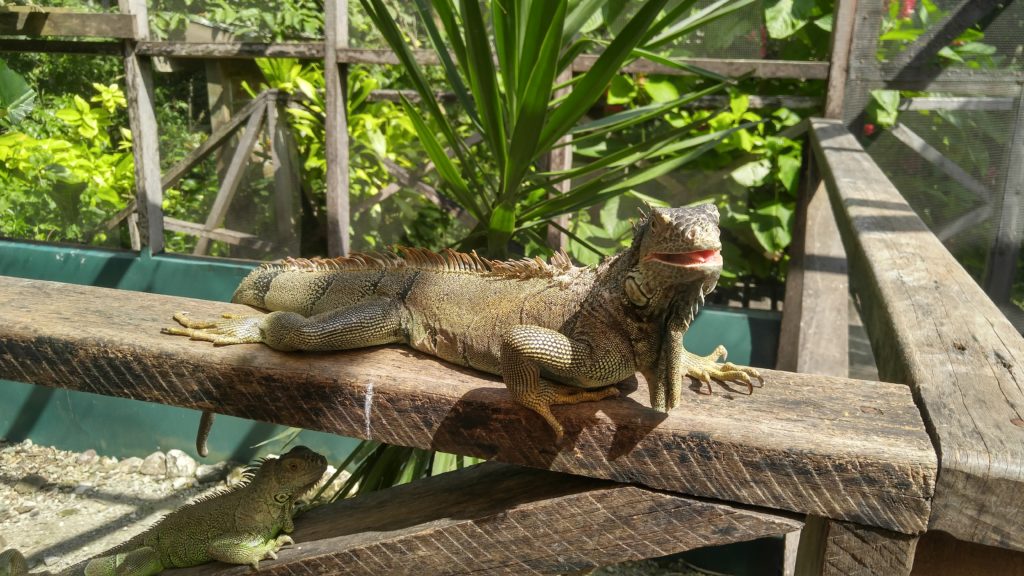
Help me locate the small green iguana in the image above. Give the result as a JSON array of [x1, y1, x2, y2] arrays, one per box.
[[165, 205, 761, 443], [0, 446, 327, 576]]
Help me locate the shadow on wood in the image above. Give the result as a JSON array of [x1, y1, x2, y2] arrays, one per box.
[[165, 462, 802, 575]]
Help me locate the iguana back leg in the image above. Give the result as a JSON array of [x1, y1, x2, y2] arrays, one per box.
[[500, 326, 624, 441], [163, 300, 405, 352], [83, 546, 163, 576], [207, 534, 293, 570]]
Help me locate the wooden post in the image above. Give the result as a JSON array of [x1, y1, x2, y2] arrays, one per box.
[[984, 84, 1024, 305], [268, 94, 301, 256], [118, 0, 163, 253], [324, 0, 350, 256], [545, 69, 573, 251]]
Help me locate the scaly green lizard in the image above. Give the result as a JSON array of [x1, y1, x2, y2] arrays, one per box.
[[0, 446, 327, 576], [165, 205, 761, 443]]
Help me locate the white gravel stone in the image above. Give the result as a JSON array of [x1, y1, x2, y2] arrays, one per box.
[[117, 456, 144, 474], [165, 449, 197, 478], [139, 452, 167, 476]]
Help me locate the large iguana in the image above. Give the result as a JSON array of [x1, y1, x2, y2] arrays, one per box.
[[0, 446, 327, 576], [165, 205, 761, 443]]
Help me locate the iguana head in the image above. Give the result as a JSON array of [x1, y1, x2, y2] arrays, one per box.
[[250, 446, 328, 505], [623, 204, 723, 311]]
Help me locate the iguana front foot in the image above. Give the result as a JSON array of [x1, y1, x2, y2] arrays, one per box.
[[511, 382, 620, 443], [683, 345, 763, 395], [162, 311, 264, 346]]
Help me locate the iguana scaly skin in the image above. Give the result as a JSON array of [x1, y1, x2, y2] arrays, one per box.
[[165, 205, 761, 441], [0, 446, 327, 576]]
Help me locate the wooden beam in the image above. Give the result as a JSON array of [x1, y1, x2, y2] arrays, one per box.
[[900, 97, 1016, 112], [545, 69, 573, 250], [324, 0, 349, 256], [573, 55, 830, 79], [136, 41, 323, 59], [810, 118, 1024, 551], [795, 516, 917, 576], [0, 38, 121, 54], [0, 8, 135, 38], [0, 275, 936, 534], [161, 93, 269, 191], [119, 0, 163, 253], [166, 462, 803, 575], [163, 217, 276, 252], [192, 104, 266, 255], [910, 531, 1024, 576]]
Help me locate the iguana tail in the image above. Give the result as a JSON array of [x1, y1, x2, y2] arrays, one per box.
[[0, 549, 32, 576]]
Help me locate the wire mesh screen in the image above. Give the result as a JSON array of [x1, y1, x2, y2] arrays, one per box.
[[843, 0, 1024, 331]]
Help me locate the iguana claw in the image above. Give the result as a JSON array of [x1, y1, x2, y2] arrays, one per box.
[[162, 311, 264, 346], [683, 345, 763, 395]]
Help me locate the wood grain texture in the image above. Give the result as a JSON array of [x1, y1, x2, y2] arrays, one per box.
[[0, 276, 935, 533], [165, 462, 803, 575], [323, 0, 349, 257], [810, 118, 1024, 550], [0, 9, 135, 38], [796, 516, 917, 576]]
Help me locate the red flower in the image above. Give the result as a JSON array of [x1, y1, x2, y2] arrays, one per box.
[[899, 0, 916, 19], [863, 123, 877, 136]]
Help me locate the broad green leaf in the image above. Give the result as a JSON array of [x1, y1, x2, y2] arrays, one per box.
[[880, 29, 924, 41], [646, 0, 756, 49], [607, 75, 636, 105], [869, 89, 900, 128], [814, 13, 832, 32], [642, 78, 679, 102], [730, 158, 772, 187], [729, 91, 749, 116], [750, 200, 793, 258], [764, 0, 814, 39], [776, 152, 801, 194]]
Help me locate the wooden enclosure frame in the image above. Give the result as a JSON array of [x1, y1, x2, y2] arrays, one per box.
[[1, 1, 1024, 574]]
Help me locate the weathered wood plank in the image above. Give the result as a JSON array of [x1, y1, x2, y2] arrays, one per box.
[[166, 462, 802, 575], [119, 0, 163, 253], [810, 118, 1024, 550], [0, 9, 135, 38], [136, 41, 324, 59], [983, 85, 1024, 305], [795, 516, 917, 576], [0, 275, 935, 533]]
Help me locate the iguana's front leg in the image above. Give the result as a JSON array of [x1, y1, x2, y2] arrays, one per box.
[[207, 533, 293, 570], [162, 300, 405, 352], [500, 326, 627, 442], [648, 327, 762, 411]]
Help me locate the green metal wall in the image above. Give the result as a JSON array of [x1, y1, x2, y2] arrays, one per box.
[[0, 240, 780, 463]]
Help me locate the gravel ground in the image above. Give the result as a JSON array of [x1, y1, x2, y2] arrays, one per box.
[[0, 439, 715, 576]]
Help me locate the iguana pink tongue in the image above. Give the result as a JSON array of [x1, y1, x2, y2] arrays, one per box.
[[646, 249, 722, 267]]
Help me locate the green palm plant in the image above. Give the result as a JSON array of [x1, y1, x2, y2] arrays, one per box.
[[360, 0, 757, 257]]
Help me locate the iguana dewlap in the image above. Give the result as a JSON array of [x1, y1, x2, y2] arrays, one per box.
[[165, 205, 760, 441], [0, 446, 327, 576]]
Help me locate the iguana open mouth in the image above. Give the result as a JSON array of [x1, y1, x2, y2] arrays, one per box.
[[646, 249, 723, 267]]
